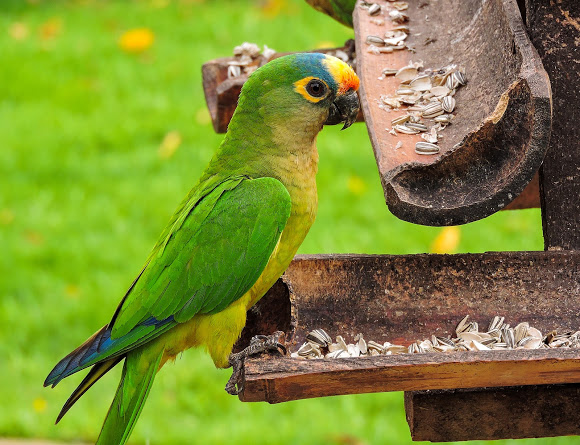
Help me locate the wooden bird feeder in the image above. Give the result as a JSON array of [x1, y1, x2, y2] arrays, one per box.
[[203, 0, 580, 441]]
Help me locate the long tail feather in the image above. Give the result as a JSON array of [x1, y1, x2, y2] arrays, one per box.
[[55, 357, 123, 424], [45, 326, 108, 387], [96, 347, 164, 445]]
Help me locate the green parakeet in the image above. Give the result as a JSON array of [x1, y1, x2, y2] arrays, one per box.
[[305, 0, 357, 27], [45, 52, 360, 445]]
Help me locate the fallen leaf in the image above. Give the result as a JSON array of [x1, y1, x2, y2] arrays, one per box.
[[347, 175, 367, 196], [65, 284, 81, 299], [24, 231, 44, 246], [430, 226, 461, 254], [158, 130, 182, 159], [119, 28, 155, 53], [39, 18, 62, 41], [33, 397, 47, 413], [9, 22, 29, 40], [260, 0, 286, 17], [0, 209, 14, 225]]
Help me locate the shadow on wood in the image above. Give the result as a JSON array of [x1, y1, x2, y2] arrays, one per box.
[[405, 385, 580, 441]]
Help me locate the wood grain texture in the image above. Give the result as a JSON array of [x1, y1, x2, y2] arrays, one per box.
[[405, 3, 579, 440], [354, 0, 551, 225], [240, 349, 580, 403], [528, 0, 580, 251], [406, 384, 580, 440], [236, 252, 580, 403]]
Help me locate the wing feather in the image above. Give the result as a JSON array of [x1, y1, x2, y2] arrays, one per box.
[[46, 176, 292, 385]]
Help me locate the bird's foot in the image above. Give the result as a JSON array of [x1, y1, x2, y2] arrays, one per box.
[[225, 331, 286, 396]]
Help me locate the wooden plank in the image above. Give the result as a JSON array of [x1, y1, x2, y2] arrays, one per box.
[[240, 349, 580, 403], [235, 252, 580, 403], [405, 384, 580, 440], [527, 0, 580, 250], [354, 0, 551, 225]]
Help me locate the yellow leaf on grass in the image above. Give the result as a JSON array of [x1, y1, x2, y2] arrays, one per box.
[[0, 209, 14, 225], [33, 397, 47, 413], [24, 231, 44, 246], [65, 284, 81, 299], [260, 0, 286, 17], [119, 28, 155, 53], [347, 175, 367, 196], [430, 226, 461, 254], [158, 131, 182, 160], [9, 22, 29, 41], [39, 18, 62, 41]]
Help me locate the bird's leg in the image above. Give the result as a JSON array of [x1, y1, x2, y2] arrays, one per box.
[[225, 331, 286, 395]]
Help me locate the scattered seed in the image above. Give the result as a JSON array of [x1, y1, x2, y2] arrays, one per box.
[[368, 3, 381, 15], [442, 96, 456, 112], [391, 114, 411, 126], [406, 122, 428, 132], [291, 317, 580, 360], [395, 124, 420, 134], [227, 65, 241, 78], [415, 141, 440, 154], [366, 35, 385, 45], [383, 68, 399, 76]]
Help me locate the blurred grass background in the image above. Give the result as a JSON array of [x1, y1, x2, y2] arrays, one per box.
[[0, 0, 564, 444]]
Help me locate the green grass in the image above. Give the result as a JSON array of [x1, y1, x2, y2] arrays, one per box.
[[0, 1, 562, 444]]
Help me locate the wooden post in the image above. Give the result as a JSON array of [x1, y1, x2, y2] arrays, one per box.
[[528, 0, 580, 250], [404, 1, 580, 440]]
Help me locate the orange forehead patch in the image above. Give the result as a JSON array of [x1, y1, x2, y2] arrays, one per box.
[[322, 55, 360, 94]]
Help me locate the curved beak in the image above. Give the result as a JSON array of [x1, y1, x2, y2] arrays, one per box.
[[324, 90, 360, 130]]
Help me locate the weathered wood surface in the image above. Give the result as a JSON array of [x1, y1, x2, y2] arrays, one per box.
[[236, 252, 580, 403], [241, 349, 580, 403], [405, 384, 580, 440], [354, 0, 551, 226], [528, 0, 580, 251], [504, 171, 540, 210], [404, 2, 580, 441], [202, 42, 359, 134]]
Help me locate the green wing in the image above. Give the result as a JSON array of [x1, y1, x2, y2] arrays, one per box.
[[45, 176, 292, 386], [112, 175, 292, 336]]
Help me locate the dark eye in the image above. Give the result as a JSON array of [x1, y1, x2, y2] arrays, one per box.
[[306, 79, 327, 98]]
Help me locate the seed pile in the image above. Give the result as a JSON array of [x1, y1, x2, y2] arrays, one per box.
[[227, 42, 277, 78], [227, 43, 356, 78], [290, 315, 580, 359], [361, 0, 410, 55], [360, 1, 468, 155], [382, 63, 467, 154]]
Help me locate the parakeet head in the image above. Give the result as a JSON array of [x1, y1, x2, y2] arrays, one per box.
[[233, 53, 360, 138]]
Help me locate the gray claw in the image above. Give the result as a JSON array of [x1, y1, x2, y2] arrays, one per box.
[[225, 331, 286, 395]]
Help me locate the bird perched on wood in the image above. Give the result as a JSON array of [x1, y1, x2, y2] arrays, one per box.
[[305, 0, 357, 27], [44, 52, 359, 445]]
